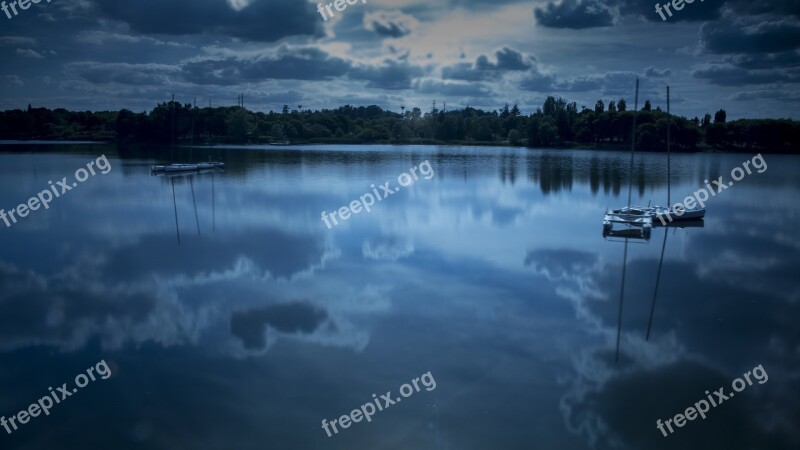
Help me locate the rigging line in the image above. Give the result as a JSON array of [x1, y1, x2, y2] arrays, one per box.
[[171, 177, 181, 245], [190, 176, 201, 236], [646, 228, 669, 340], [615, 237, 629, 363], [627, 78, 639, 208]]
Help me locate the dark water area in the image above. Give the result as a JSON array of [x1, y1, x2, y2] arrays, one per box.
[[0, 143, 798, 450]]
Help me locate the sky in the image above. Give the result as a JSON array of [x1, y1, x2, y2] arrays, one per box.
[[0, 0, 798, 119]]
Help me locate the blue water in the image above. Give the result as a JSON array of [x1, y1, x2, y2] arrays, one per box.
[[0, 144, 798, 449]]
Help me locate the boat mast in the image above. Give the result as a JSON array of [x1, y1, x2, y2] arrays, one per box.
[[646, 228, 668, 340], [190, 176, 201, 236], [626, 79, 640, 208], [666, 86, 671, 207], [170, 93, 175, 163], [171, 177, 181, 245], [615, 238, 629, 363]]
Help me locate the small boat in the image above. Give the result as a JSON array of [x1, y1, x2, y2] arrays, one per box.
[[603, 211, 653, 239], [151, 167, 223, 177], [268, 140, 291, 146], [609, 205, 705, 224], [151, 162, 224, 173], [603, 83, 705, 232]]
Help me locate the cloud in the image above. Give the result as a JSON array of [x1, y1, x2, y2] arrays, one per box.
[[442, 47, 533, 81], [412, 78, 493, 97], [644, 66, 671, 77], [613, 0, 725, 22], [691, 62, 798, 86], [700, 16, 800, 55], [66, 62, 181, 86], [362, 236, 414, 261], [16, 48, 45, 59], [226, 0, 255, 12], [0, 36, 36, 46], [729, 89, 800, 102], [75, 31, 185, 47], [182, 47, 353, 85], [722, 51, 800, 70], [90, 0, 323, 42], [230, 301, 328, 350], [364, 10, 419, 38], [524, 248, 599, 281], [350, 58, 426, 90], [1, 75, 24, 86], [520, 69, 639, 94], [534, 0, 614, 29], [477, 47, 533, 71]]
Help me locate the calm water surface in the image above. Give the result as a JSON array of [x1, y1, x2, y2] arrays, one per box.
[[0, 144, 798, 450]]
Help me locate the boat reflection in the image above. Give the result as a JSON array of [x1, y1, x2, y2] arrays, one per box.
[[606, 219, 703, 362]]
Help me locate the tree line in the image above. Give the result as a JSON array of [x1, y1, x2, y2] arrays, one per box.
[[0, 99, 797, 153]]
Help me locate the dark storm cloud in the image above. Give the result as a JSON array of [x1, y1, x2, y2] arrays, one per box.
[[477, 47, 533, 71], [65, 44, 427, 92], [691, 62, 798, 86], [66, 62, 180, 85], [700, 17, 800, 55], [89, 0, 323, 42], [181, 47, 352, 85], [441, 62, 485, 81], [613, 0, 725, 22], [371, 20, 408, 38], [519, 70, 558, 92], [534, 0, 614, 29], [691, 13, 800, 88], [442, 47, 533, 81], [726, 0, 800, 18], [364, 11, 418, 38], [350, 59, 426, 90], [230, 301, 328, 350]]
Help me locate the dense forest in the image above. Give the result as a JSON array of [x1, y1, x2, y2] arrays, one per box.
[[0, 97, 798, 153]]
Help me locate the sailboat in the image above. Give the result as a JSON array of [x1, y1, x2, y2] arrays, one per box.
[[603, 79, 653, 239], [606, 86, 705, 225], [150, 94, 225, 173]]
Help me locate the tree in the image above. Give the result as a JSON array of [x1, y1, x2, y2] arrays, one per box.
[[637, 123, 661, 150], [500, 103, 510, 118], [544, 96, 558, 116], [608, 100, 617, 112], [510, 104, 521, 116], [225, 109, 254, 142], [594, 100, 605, 114], [714, 109, 727, 124], [282, 105, 289, 114], [643, 100, 652, 111], [702, 113, 712, 128], [617, 98, 627, 112], [269, 123, 285, 139]]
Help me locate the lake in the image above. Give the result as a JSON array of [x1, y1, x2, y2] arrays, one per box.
[[0, 143, 798, 450]]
